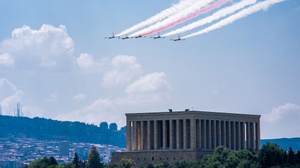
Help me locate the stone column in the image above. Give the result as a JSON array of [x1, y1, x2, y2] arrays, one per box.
[[147, 121, 151, 150], [228, 121, 231, 149], [154, 120, 158, 150], [126, 120, 131, 151], [163, 120, 167, 149], [250, 122, 255, 150], [232, 121, 236, 150], [183, 119, 187, 149], [241, 122, 245, 150], [218, 120, 221, 148], [256, 121, 261, 151], [237, 121, 240, 150], [203, 119, 206, 149], [141, 121, 144, 150], [222, 121, 226, 147], [138, 121, 141, 150], [133, 121, 138, 150], [190, 118, 196, 150], [208, 120, 211, 149], [170, 120, 173, 149], [198, 119, 201, 149], [213, 120, 216, 149], [176, 119, 180, 149], [247, 122, 250, 149]]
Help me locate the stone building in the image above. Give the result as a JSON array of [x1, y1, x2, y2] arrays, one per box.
[[111, 110, 261, 165]]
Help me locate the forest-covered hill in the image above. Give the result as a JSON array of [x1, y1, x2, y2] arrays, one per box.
[[261, 137, 300, 151], [1, 115, 299, 151], [0, 115, 126, 148]]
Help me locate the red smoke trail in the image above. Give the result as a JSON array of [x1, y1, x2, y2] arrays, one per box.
[[142, 0, 233, 36]]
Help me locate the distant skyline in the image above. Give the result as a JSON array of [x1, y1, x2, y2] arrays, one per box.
[[0, 0, 299, 139]]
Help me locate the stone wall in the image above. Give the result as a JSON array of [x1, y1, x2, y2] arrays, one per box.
[[111, 150, 214, 166]]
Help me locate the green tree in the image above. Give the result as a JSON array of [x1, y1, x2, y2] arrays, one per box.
[[64, 162, 75, 168], [146, 163, 155, 168], [86, 146, 103, 168], [73, 152, 81, 168], [282, 150, 288, 165], [161, 162, 170, 168], [28, 156, 59, 168], [120, 158, 135, 168], [288, 147, 295, 166], [296, 150, 300, 165], [225, 152, 239, 168], [174, 161, 189, 168], [50, 156, 58, 165], [40, 156, 51, 167], [152, 162, 172, 168], [258, 142, 285, 168]]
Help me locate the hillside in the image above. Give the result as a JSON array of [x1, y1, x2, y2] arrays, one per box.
[[0, 115, 126, 148], [1, 115, 299, 151], [261, 137, 300, 151]]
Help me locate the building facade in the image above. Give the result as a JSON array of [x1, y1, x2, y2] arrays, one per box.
[[111, 110, 261, 165], [59, 141, 70, 157]]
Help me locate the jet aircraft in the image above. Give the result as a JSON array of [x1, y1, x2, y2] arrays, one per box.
[[151, 33, 165, 39], [170, 35, 185, 41], [105, 32, 119, 39], [122, 34, 130, 40], [135, 35, 146, 38]]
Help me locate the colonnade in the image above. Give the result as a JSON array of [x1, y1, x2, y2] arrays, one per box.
[[126, 118, 260, 151]]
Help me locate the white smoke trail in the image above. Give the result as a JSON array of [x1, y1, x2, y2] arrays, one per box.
[[116, 0, 200, 37], [130, 0, 216, 37], [162, 0, 257, 37], [182, 0, 286, 39]]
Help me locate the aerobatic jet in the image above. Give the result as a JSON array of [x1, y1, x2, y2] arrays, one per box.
[[171, 35, 185, 41], [135, 35, 145, 38], [151, 33, 165, 39], [122, 34, 130, 40], [105, 32, 118, 39]]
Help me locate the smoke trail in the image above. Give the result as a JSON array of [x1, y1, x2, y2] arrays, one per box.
[[130, 0, 216, 37], [162, 0, 257, 37], [116, 0, 200, 37], [141, 0, 233, 37], [182, 0, 286, 39]]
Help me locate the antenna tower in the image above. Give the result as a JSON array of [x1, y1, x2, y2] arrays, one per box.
[[16, 102, 22, 117]]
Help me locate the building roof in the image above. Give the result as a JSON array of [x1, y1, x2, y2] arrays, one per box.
[[126, 110, 260, 122]]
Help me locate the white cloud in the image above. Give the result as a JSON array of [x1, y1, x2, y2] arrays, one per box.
[[0, 53, 14, 67], [1, 90, 25, 115], [56, 55, 171, 127], [55, 98, 118, 125], [102, 55, 142, 86], [262, 103, 300, 123], [73, 93, 86, 101], [0, 78, 24, 115], [57, 71, 171, 126], [0, 78, 17, 91], [0, 24, 74, 71], [261, 103, 300, 138], [0, 78, 44, 118], [45, 92, 58, 102], [115, 92, 170, 106], [125, 72, 170, 94], [76, 53, 108, 73]]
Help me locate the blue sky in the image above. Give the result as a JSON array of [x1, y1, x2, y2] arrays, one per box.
[[0, 0, 299, 139]]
